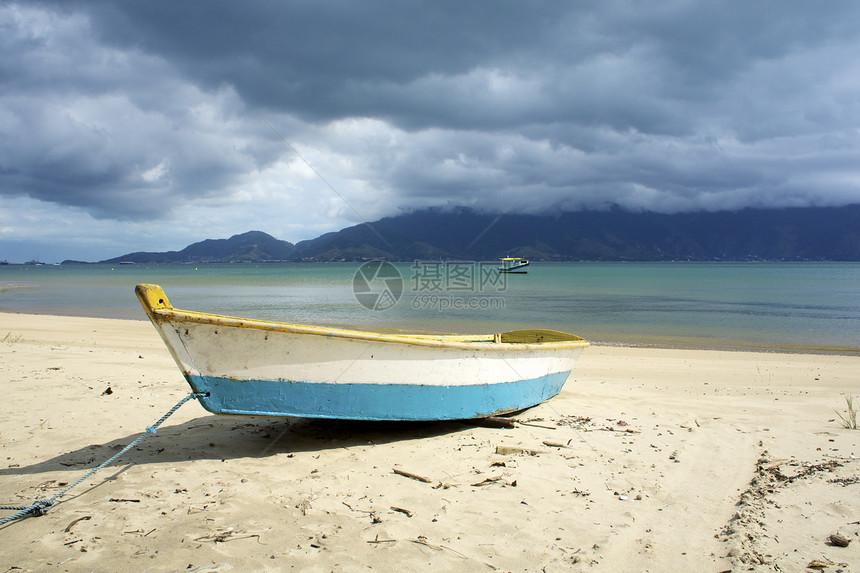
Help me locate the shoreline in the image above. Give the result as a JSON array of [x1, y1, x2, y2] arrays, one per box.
[[1, 312, 859, 571], [3, 309, 858, 356]]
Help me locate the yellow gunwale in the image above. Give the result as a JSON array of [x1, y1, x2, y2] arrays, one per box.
[[135, 284, 588, 352]]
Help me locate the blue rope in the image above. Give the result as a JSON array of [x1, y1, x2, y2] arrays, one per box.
[[0, 392, 204, 527]]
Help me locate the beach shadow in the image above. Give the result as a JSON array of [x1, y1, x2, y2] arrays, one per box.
[[0, 415, 473, 478]]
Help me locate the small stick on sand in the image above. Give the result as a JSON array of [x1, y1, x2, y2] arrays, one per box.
[[409, 538, 469, 559], [64, 515, 91, 533], [515, 421, 556, 430], [471, 417, 518, 429], [495, 445, 546, 455], [542, 440, 570, 449], [392, 468, 432, 483]]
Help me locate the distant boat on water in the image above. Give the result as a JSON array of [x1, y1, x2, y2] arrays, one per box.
[[0, 260, 8, 265], [25, 260, 44, 266], [498, 257, 529, 273]]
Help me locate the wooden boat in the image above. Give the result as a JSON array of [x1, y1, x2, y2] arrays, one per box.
[[498, 257, 530, 273], [135, 284, 588, 421]]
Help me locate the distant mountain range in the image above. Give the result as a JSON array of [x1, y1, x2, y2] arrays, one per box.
[[99, 230, 297, 264], [92, 205, 860, 263]]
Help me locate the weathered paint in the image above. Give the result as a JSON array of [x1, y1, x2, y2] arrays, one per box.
[[135, 284, 588, 420]]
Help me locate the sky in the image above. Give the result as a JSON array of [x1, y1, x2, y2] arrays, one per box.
[[2, 1, 859, 263]]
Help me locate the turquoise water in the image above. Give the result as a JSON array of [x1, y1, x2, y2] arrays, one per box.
[[1, 262, 858, 352]]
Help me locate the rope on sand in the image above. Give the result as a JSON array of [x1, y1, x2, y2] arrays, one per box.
[[0, 392, 205, 527]]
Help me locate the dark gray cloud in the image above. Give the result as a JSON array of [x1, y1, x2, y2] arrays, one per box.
[[1, 1, 859, 262]]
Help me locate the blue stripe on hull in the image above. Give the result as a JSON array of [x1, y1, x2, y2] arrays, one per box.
[[187, 371, 572, 421]]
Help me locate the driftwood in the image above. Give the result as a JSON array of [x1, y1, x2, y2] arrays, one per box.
[[392, 468, 432, 483], [471, 476, 517, 487], [64, 515, 91, 533], [470, 416, 518, 429], [193, 529, 261, 543], [542, 440, 570, 449], [121, 528, 155, 536], [495, 445, 546, 455]]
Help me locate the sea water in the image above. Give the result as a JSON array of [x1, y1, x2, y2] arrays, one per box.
[[1, 262, 858, 353]]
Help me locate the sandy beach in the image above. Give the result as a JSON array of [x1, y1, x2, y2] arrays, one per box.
[[1, 312, 858, 572]]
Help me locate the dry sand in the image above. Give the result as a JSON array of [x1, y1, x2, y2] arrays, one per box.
[[1, 312, 858, 572]]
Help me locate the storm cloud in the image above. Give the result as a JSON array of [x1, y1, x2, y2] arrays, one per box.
[[1, 1, 859, 261]]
